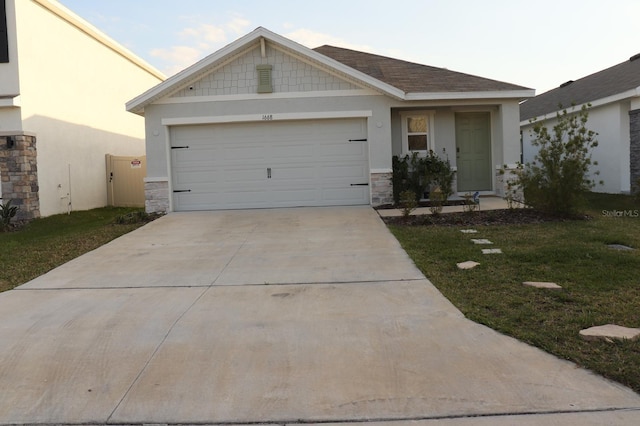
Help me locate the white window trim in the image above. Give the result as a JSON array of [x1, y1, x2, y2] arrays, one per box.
[[400, 110, 435, 155]]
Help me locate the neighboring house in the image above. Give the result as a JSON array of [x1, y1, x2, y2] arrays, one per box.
[[0, 0, 165, 219], [127, 27, 533, 213], [520, 54, 640, 194]]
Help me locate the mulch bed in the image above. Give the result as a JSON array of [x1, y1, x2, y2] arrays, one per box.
[[381, 208, 587, 227]]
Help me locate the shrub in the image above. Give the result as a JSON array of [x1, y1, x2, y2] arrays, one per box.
[[462, 192, 479, 213], [398, 190, 418, 218], [392, 151, 455, 204], [429, 186, 444, 215], [0, 199, 19, 231], [114, 210, 151, 224], [517, 104, 600, 216]]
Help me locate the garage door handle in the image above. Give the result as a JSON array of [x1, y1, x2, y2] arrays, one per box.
[[171, 146, 190, 149], [348, 138, 367, 142], [173, 189, 191, 193], [350, 183, 369, 186]]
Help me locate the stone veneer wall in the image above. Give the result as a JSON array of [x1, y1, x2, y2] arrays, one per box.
[[630, 109, 640, 192], [145, 179, 170, 214], [370, 172, 393, 206], [0, 135, 40, 220]]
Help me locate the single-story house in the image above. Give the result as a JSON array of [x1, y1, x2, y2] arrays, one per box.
[[0, 0, 164, 219], [127, 27, 533, 213], [520, 54, 640, 194]]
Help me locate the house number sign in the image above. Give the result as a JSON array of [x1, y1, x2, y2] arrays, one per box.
[[262, 114, 273, 121]]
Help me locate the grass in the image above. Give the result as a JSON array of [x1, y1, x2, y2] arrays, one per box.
[[388, 192, 640, 393], [0, 207, 150, 292]]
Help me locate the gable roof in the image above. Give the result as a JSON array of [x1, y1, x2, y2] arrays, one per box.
[[520, 54, 640, 122], [127, 27, 533, 115], [314, 45, 530, 95]]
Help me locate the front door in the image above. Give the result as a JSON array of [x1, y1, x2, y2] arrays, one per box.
[[455, 112, 492, 192]]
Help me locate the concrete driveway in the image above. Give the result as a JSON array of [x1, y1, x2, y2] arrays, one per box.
[[1, 206, 640, 425]]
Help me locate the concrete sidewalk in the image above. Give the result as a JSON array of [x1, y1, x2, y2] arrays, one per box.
[[1, 206, 639, 425]]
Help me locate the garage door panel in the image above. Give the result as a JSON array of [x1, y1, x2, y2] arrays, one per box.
[[170, 118, 369, 211], [322, 187, 369, 202], [316, 141, 365, 156], [319, 164, 368, 180]]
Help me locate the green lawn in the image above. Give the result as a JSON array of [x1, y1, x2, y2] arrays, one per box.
[[0, 207, 149, 292], [388, 193, 640, 393]]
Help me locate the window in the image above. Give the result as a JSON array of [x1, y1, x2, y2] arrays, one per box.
[[401, 111, 434, 154]]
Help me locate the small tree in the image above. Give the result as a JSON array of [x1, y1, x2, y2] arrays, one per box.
[[518, 104, 600, 216], [0, 199, 20, 231]]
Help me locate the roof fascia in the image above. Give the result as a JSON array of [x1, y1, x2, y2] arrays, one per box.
[[520, 86, 640, 126], [405, 89, 535, 101], [33, 0, 165, 81]]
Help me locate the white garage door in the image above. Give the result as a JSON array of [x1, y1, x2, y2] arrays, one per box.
[[170, 118, 369, 211]]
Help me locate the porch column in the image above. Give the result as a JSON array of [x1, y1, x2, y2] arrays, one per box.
[[496, 101, 521, 197]]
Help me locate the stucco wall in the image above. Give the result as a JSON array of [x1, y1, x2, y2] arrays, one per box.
[[0, 0, 19, 100], [522, 102, 631, 193], [630, 108, 640, 192], [0, 0, 22, 132], [12, 0, 163, 216]]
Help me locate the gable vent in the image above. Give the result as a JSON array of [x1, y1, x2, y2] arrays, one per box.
[[256, 64, 273, 93]]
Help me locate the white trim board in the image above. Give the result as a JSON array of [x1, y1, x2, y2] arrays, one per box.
[[161, 111, 373, 126], [156, 89, 378, 105]]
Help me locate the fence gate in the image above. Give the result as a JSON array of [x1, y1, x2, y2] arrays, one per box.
[[106, 154, 146, 207]]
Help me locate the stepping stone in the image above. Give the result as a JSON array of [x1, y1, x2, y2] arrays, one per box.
[[460, 229, 478, 234], [481, 248, 502, 254], [579, 324, 640, 342], [471, 239, 493, 245], [523, 281, 562, 289], [607, 244, 634, 251], [457, 261, 480, 270]]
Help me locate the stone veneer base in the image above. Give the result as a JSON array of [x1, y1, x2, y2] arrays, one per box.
[[145, 180, 170, 214]]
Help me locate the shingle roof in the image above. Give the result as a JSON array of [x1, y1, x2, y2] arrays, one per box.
[[313, 45, 530, 94], [520, 55, 640, 121]]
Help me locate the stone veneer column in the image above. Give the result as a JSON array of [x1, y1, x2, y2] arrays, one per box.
[[0, 134, 40, 220], [370, 172, 393, 206], [630, 109, 640, 192], [144, 178, 170, 214]]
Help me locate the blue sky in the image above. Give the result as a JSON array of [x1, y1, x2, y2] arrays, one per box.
[[58, 0, 640, 94]]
